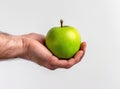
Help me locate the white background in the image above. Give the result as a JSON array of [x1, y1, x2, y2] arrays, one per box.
[[0, 0, 120, 89]]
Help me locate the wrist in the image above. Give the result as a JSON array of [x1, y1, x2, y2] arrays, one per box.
[[0, 33, 27, 59], [9, 35, 26, 58]]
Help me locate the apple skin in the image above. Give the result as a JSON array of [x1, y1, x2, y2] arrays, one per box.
[[46, 26, 81, 59]]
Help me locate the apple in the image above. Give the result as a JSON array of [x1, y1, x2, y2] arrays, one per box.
[[45, 20, 81, 59]]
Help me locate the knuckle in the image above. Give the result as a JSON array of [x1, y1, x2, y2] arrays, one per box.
[[48, 64, 56, 70], [65, 63, 72, 69], [49, 67, 56, 70]]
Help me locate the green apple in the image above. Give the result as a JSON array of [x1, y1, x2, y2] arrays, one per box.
[[45, 20, 81, 59]]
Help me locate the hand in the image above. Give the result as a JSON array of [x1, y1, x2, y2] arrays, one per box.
[[21, 33, 86, 70]]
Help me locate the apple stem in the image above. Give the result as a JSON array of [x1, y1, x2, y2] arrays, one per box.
[[60, 19, 63, 27]]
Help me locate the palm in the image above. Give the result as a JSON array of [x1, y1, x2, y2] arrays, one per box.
[[22, 33, 86, 70]]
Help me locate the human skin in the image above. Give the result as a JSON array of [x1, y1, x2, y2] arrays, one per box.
[[0, 32, 86, 70]]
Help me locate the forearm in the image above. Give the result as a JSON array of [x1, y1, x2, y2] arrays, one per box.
[[0, 32, 25, 59]]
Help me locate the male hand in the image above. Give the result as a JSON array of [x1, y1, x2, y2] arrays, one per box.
[[21, 33, 86, 70]]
